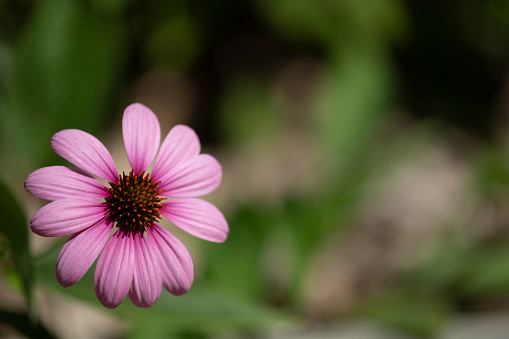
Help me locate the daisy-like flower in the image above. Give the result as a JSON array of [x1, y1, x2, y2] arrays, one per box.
[[24, 103, 228, 308]]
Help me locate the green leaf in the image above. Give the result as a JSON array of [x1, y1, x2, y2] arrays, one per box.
[[315, 47, 394, 166], [255, 0, 407, 48], [474, 143, 509, 195], [0, 180, 34, 315], [0, 0, 126, 170], [145, 11, 201, 68], [459, 244, 509, 299], [218, 77, 278, 143], [409, 239, 471, 296], [360, 292, 452, 337], [254, 0, 336, 46], [202, 206, 270, 300], [120, 287, 292, 336]]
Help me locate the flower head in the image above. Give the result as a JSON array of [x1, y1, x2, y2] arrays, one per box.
[[25, 103, 229, 308]]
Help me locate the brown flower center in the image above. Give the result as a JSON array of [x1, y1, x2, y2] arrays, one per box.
[[105, 171, 165, 233]]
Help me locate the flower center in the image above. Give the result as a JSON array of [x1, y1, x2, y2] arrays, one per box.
[[105, 171, 165, 233]]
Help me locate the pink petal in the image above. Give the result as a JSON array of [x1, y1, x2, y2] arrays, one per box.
[[151, 125, 200, 182], [146, 224, 194, 295], [162, 198, 228, 243], [51, 129, 118, 182], [25, 166, 109, 201], [94, 229, 135, 309], [122, 103, 161, 174], [158, 154, 222, 198], [128, 232, 162, 308], [30, 200, 107, 237], [56, 220, 112, 287]]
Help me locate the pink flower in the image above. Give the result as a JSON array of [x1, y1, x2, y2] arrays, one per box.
[[25, 103, 228, 308]]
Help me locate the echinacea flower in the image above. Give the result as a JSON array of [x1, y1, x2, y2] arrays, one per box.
[[25, 103, 228, 308]]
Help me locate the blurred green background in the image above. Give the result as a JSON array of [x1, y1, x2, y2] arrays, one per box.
[[2, 0, 509, 338]]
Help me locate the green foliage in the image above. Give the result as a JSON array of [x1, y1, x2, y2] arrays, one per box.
[[255, 0, 407, 48], [459, 244, 509, 299], [315, 47, 395, 168], [145, 11, 201, 68], [361, 292, 452, 337], [474, 144, 509, 195], [3, 0, 509, 338], [219, 78, 277, 143], [203, 206, 269, 300], [0, 180, 33, 316], [0, 0, 126, 170]]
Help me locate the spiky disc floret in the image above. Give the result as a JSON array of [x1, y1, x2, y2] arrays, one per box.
[[105, 171, 165, 233]]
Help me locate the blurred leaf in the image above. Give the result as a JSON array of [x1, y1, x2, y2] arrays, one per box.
[[0, 310, 56, 339], [219, 77, 278, 143], [145, 11, 201, 68], [0, 0, 125, 171], [0, 41, 11, 90], [474, 143, 509, 195], [488, 0, 509, 25], [0, 180, 33, 315], [121, 287, 291, 337], [316, 47, 394, 167], [283, 199, 333, 260], [88, 0, 129, 15], [255, 0, 407, 48], [0, 0, 33, 45], [281, 194, 363, 306], [360, 292, 452, 337], [459, 244, 509, 299], [202, 206, 270, 300], [255, 0, 335, 47], [333, 0, 407, 46], [408, 238, 471, 296]]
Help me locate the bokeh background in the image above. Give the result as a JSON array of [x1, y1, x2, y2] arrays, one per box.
[[2, 0, 509, 338]]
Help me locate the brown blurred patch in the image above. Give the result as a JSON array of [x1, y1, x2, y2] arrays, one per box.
[[302, 136, 475, 319]]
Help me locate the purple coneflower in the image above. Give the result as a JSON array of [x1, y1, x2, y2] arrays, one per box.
[[25, 103, 228, 308]]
